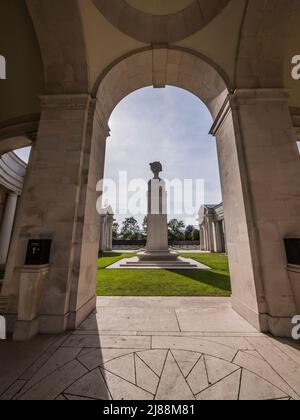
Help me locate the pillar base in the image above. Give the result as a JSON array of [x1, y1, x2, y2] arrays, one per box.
[[265, 315, 296, 338], [30, 295, 97, 335], [67, 295, 97, 330], [232, 297, 267, 333], [13, 318, 39, 341], [5, 294, 97, 338], [232, 297, 296, 338], [138, 250, 178, 262]]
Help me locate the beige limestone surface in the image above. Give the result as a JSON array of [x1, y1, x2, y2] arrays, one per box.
[[1, 1, 300, 346], [0, 297, 299, 401]]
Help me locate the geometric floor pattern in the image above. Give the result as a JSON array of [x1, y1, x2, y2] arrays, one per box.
[[5, 347, 296, 401], [0, 297, 299, 400]]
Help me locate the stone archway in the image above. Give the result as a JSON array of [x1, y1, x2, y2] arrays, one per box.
[[93, 47, 229, 120], [94, 47, 299, 338], [1, 45, 299, 340]]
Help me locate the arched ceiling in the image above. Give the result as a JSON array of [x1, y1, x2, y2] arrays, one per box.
[[1, 0, 300, 153], [126, 0, 194, 15], [92, 0, 230, 44], [26, 0, 89, 95], [0, 0, 44, 125], [235, 0, 299, 89]]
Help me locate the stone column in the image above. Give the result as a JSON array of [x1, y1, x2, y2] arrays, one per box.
[[207, 218, 214, 252], [99, 215, 107, 253], [212, 222, 218, 253], [105, 223, 109, 251], [214, 222, 220, 253], [200, 227, 205, 250], [222, 220, 227, 253], [107, 215, 114, 251], [0, 193, 18, 265], [212, 89, 300, 336], [2, 94, 109, 335], [218, 221, 225, 253], [203, 225, 208, 251]]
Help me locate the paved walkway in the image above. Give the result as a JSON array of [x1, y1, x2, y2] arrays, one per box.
[[0, 297, 300, 400]]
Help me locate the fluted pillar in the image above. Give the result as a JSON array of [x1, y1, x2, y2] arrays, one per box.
[[0, 193, 18, 265], [2, 94, 109, 336], [212, 89, 300, 336]]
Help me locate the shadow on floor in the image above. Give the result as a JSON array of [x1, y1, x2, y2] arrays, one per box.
[[0, 314, 110, 401], [166, 269, 231, 293], [99, 252, 124, 258], [1, 301, 300, 400]]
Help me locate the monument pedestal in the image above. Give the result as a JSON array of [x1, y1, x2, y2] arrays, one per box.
[[120, 162, 197, 270], [138, 171, 180, 263], [138, 250, 179, 262], [122, 162, 197, 270], [138, 213, 179, 262]]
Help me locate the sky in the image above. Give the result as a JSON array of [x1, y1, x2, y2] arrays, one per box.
[[14, 86, 226, 228], [104, 86, 222, 227], [15, 146, 31, 163]]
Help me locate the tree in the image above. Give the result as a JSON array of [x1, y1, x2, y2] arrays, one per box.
[[120, 217, 141, 240], [142, 216, 148, 238], [112, 222, 120, 240], [185, 225, 194, 241], [192, 228, 200, 241], [168, 219, 185, 241]]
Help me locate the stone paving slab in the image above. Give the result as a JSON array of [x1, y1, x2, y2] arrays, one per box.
[[92, 307, 180, 332], [95, 297, 256, 334], [0, 297, 299, 400], [96, 296, 230, 308], [62, 334, 152, 349], [176, 306, 257, 333], [0, 334, 59, 397]]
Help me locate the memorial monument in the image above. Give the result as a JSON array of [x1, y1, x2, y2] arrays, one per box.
[[138, 162, 178, 262], [117, 163, 202, 269]]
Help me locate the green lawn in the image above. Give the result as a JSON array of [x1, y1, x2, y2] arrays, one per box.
[[96, 252, 231, 297]]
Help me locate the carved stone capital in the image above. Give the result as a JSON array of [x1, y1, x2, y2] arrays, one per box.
[[40, 94, 92, 111]]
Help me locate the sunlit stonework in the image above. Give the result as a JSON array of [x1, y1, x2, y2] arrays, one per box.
[[0, 0, 300, 402]]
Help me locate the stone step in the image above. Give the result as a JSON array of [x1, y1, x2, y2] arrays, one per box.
[[0, 296, 8, 314], [123, 261, 194, 265], [121, 262, 197, 265], [120, 263, 198, 269]]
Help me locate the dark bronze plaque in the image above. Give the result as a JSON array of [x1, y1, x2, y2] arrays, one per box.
[[25, 240, 52, 265], [284, 238, 300, 266]]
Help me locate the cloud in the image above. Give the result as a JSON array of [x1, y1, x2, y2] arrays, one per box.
[[105, 86, 222, 227]]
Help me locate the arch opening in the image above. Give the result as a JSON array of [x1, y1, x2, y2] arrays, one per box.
[[104, 86, 222, 226], [94, 48, 229, 126], [96, 52, 230, 294], [2, 43, 299, 342]]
